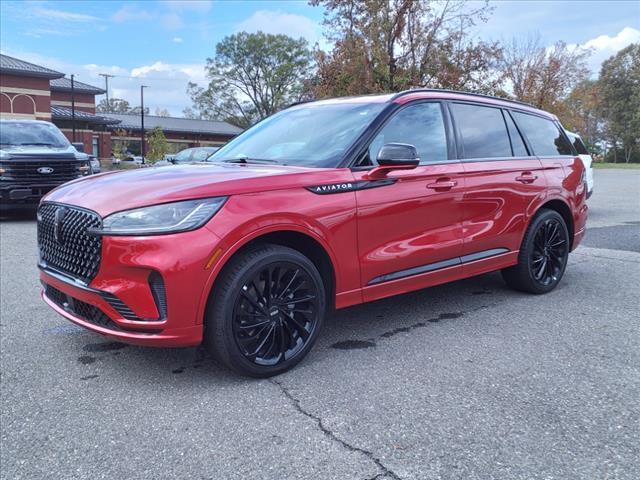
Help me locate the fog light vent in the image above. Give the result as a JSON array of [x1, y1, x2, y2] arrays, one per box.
[[149, 271, 168, 320]]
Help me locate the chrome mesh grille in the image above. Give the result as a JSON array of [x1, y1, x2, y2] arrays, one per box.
[[37, 203, 102, 284]]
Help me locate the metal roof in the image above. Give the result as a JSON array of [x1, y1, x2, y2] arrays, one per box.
[[50, 77, 105, 94], [0, 53, 64, 79], [51, 106, 121, 125], [103, 113, 243, 137]]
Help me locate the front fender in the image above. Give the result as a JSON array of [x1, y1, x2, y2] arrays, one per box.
[[195, 188, 360, 324]]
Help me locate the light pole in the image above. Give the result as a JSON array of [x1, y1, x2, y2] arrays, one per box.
[[140, 85, 147, 163], [70, 74, 76, 142]]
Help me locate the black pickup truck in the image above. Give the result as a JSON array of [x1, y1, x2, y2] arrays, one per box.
[[1, 119, 91, 210]]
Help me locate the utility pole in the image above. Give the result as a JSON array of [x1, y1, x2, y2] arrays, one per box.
[[140, 85, 147, 163], [99, 73, 115, 112], [70, 74, 76, 142]]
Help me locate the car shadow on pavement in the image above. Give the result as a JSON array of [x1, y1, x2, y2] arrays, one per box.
[[62, 271, 513, 384]]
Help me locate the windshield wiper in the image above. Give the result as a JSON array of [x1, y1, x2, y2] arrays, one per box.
[[18, 143, 56, 146], [215, 156, 279, 165]]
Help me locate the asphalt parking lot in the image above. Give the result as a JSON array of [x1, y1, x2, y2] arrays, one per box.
[[1, 169, 639, 480]]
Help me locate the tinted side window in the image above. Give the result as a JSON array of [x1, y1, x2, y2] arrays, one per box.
[[505, 111, 529, 156], [450, 103, 511, 158], [569, 135, 589, 155], [512, 112, 573, 156], [368, 102, 448, 165]]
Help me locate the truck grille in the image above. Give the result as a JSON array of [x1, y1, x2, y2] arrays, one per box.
[[37, 203, 102, 284], [0, 160, 84, 184]]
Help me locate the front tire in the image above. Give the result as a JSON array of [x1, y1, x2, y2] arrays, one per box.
[[502, 209, 570, 294], [204, 244, 326, 377]]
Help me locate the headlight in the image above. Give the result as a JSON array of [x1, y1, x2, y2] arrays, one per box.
[[99, 197, 227, 235]]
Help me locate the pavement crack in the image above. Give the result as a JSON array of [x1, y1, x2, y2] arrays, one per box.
[[270, 379, 401, 480]]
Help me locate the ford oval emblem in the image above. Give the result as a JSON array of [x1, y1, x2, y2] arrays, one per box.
[[38, 167, 54, 174]]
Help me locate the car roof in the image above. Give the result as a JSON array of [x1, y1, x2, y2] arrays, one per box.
[[293, 88, 556, 120]]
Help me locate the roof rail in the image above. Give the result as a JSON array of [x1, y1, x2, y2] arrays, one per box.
[[392, 88, 537, 109]]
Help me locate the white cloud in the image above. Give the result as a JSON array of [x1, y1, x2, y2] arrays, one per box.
[[161, 12, 183, 30], [236, 10, 323, 46], [575, 27, 640, 74], [112, 5, 153, 23], [172, 37, 184, 43], [32, 7, 98, 22], [161, 0, 212, 12], [0, 49, 206, 116]]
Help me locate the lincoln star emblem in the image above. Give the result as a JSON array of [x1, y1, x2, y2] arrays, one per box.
[[38, 167, 54, 174], [53, 207, 68, 245]]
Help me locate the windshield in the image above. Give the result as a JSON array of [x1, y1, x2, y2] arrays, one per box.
[[0, 122, 70, 148], [174, 148, 194, 162], [210, 102, 386, 167]]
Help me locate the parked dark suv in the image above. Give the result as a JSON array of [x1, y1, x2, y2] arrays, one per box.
[[0, 119, 91, 210]]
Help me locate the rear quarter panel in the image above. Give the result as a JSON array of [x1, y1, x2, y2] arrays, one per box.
[[539, 156, 588, 249]]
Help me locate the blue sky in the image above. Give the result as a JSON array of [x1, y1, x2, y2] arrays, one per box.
[[1, 0, 638, 115]]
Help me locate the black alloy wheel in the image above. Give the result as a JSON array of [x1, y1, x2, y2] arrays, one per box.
[[502, 209, 570, 294], [232, 262, 319, 366], [205, 244, 326, 377], [529, 217, 568, 287]]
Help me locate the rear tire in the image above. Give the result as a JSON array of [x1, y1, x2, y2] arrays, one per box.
[[204, 244, 326, 377], [502, 209, 570, 294]]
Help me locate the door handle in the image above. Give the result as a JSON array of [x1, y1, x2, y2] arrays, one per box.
[[427, 179, 457, 190], [515, 173, 538, 184]]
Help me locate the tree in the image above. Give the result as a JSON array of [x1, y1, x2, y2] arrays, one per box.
[[128, 105, 150, 115], [598, 44, 640, 163], [310, 0, 502, 97], [145, 127, 170, 163], [154, 107, 170, 117], [500, 35, 591, 113], [96, 97, 131, 113], [96, 97, 150, 115], [186, 31, 313, 128], [561, 80, 603, 154]]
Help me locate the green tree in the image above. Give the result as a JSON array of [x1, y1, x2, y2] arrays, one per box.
[[310, 0, 502, 97], [186, 32, 313, 128], [598, 44, 640, 163], [146, 127, 170, 163], [96, 98, 149, 115], [96, 98, 131, 113]]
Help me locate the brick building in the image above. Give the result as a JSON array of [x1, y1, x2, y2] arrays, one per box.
[[0, 54, 242, 159]]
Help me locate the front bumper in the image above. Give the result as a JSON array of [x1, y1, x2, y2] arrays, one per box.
[[40, 226, 223, 347], [1, 183, 59, 208]]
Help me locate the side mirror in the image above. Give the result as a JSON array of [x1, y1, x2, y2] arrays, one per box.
[[71, 142, 85, 153], [366, 143, 420, 178]]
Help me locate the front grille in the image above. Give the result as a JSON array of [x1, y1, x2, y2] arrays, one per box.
[[38, 203, 102, 284], [0, 160, 84, 185], [45, 284, 121, 331]]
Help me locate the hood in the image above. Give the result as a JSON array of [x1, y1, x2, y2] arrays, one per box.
[[44, 163, 345, 217], [0, 144, 82, 159]]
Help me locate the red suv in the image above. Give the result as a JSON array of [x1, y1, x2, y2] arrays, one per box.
[[38, 90, 588, 376]]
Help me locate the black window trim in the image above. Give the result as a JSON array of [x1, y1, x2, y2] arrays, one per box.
[[447, 100, 522, 162], [508, 109, 577, 158], [347, 99, 458, 170], [503, 109, 532, 157]]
